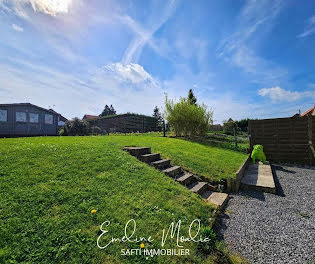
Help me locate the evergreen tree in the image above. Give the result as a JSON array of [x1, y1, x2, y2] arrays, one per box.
[[100, 104, 117, 117], [109, 105, 116, 115], [188, 89, 197, 105], [99, 104, 110, 117], [153, 106, 163, 129]]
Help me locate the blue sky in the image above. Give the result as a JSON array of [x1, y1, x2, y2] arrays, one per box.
[[0, 0, 314, 123]]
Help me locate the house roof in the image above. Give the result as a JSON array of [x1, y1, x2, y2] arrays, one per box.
[[301, 107, 315, 117], [49, 109, 68, 121], [0, 103, 58, 115], [83, 114, 98, 120]]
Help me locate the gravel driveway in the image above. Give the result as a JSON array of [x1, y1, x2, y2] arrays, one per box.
[[214, 164, 315, 264]]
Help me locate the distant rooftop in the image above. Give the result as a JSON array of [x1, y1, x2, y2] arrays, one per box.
[[301, 107, 315, 117], [82, 114, 98, 120]]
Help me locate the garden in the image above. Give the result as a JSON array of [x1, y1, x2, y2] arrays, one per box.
[[0, 135, 246, 264]]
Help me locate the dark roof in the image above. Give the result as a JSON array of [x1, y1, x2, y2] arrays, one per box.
[[49, 109, 68, 121], [83, 114, 98, 120], [301, 107, 315, 117], [0, 103, 60, 115]]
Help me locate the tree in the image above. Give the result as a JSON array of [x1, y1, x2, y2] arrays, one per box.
[[223, 118, 236, 135], [153, 106, 163, 128], [153, 106, 163, 123], [109, 105, 116, 115], [63, 118, 90, 136], [100, 104, 116, 117], [234, 118, 249, 132], [164, 96, 212, 137], [188, 89, 197, 105]]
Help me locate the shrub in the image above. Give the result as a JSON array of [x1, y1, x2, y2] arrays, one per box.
[[90, 126, 102, 135], [223, 118, 236, 135], [164, 96, 212, 137], [63, 118, 90, 136], [59, 128, 64, 136], [196, 226, 216, 255]]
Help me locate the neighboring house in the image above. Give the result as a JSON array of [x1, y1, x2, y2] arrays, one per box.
[[209, 124, 223, 131], [301, 107, 315, 117], [82, 114, 98, 120], [0, 103, 62, 137]]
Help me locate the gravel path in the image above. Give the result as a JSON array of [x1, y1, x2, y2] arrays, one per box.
[[214, 164, 315, 264]]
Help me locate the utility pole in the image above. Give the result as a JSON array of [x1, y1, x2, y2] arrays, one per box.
[[163, 119, 166, 137]]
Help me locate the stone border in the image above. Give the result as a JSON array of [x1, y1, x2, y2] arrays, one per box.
[[226, 154, 251, 193], [208, 194, 230, 228]]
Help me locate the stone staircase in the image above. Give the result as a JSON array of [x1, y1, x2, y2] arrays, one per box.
[[123, 146, 229, 209]]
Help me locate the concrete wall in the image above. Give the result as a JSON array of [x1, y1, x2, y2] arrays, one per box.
[[0, 105, 58, 137]]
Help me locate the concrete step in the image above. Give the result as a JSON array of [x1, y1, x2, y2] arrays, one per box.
[[163, 166, 182, 177], [123, 147, 151, 157], [151, 159, 171, 169], [140, 153, 160, 163], [240, 161, 276, 194], [188, 182, 209, 195], [206, 192, 229, 209], [175, 173, 197, 186]]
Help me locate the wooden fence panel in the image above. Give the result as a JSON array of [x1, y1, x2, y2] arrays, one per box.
[[249, 116, 315, 165]]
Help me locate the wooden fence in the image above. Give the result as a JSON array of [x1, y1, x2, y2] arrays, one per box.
[[248, 116, 315, 165], [88, 114, 159, 133]]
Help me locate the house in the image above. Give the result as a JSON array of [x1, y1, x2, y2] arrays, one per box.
[[49, 109, 68, 127], [0, 103, 63, 137], [82, 114, 98, 120], [300, 107, 315, 117]]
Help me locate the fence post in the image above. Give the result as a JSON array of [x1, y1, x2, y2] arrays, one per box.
[[308, 115, 315, 165]]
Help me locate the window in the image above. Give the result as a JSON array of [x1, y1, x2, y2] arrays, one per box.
[[45, 114, 53, 124], [16, 112, 27, 122], [0, 109, 7, 122], [30, 113, 39, 123]]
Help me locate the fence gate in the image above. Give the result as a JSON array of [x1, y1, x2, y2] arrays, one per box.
[[249, 116, 315, 165]]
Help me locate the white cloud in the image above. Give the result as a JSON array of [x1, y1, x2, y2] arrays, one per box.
[[121, 0, 177, 64], [12, 23, 23, 32], [0, 59, 164, 118], [1, 0, 73, 17], [231, 45, 287, 84], [258, 86, 313, 102], [30, 0, 72, 16], [217, 0, 287, 84], [298, 15, 315, 38], [103, 63, 155, 84]]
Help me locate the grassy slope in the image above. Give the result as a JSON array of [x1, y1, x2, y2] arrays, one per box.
[[0, 136, 246, 263], [107, 135, 247, 181]]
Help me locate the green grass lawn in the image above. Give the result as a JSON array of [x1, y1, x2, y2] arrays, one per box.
[[100, 135, 247, 181], [0, 136, 246, 264]]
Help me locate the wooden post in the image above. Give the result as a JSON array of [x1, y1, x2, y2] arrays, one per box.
[[308, 115, 315, 165], [248, 120, 252, 150]]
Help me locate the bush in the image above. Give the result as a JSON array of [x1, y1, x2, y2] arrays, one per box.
[[90, 126, 102, 135], [63, 118, 90, 136], [59, 128, 64, 136], [164, 96, 212, 137], [196, 226, 216, 255], [223, 118, 236, 135]]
